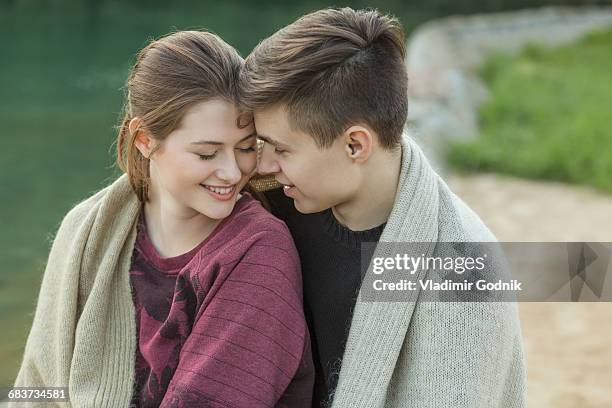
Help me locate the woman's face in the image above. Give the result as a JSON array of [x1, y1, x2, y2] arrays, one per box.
[[148, 99, 257, 220]]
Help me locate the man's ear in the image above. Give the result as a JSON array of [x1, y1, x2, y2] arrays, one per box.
[[343, 125, 374, 163], [130, 118, 156, 159]]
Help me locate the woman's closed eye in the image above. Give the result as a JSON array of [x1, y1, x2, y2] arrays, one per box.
[[197, 145, 255, 161], [198, 152, 217, 161], [237, 145, 256, 153]]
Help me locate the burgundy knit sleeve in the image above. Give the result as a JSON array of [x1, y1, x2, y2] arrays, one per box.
[[159, 225, 314, 408]]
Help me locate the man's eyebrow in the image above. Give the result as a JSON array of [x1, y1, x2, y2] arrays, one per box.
[[190, 133, 257, 146]]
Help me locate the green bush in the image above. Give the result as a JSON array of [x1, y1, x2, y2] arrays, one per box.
[[448, 28, 612, 192]]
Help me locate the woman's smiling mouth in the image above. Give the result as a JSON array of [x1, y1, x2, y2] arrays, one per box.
[[200, 184, 237, 201]]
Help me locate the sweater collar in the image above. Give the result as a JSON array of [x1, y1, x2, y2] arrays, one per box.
[[322, 208, 386, 250]]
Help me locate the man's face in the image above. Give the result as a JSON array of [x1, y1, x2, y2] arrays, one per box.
[[254, 105, 357, 214]]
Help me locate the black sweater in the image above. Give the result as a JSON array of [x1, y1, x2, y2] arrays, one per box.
[[263, 188, 385, 408]]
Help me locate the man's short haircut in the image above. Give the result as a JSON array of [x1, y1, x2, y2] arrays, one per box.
[[239, 7, 408, 150]]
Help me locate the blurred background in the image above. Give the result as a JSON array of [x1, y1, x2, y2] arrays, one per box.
[[1, 0, 611, 406]]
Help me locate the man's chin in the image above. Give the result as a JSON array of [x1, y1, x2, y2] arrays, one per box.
[[292, 198, 325, 214]]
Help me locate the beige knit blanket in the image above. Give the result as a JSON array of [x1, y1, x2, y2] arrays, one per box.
[[12, 174, 140, 407]]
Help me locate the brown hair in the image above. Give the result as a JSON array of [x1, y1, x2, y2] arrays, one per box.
[[239, 7, 408, 150], [116, 30, 246, 202]]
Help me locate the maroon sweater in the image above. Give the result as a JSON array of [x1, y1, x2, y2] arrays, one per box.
[[128, 194, 314, 407]]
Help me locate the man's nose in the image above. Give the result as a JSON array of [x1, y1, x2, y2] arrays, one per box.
[[257, 142, 281, 175]]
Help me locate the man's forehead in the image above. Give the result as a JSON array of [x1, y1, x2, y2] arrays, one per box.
[[254, 107, 299, 147]]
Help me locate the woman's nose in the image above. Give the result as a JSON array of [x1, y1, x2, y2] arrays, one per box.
[[215, 153, 242, 184]]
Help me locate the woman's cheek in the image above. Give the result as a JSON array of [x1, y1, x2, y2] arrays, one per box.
[[238, 153, 257, 175]]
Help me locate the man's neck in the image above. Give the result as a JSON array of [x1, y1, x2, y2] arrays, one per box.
[[332, 148, 402, 231]]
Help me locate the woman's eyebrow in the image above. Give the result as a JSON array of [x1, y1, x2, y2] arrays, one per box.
[[190, 133, 257, 146], [240, 133, 258, 142]]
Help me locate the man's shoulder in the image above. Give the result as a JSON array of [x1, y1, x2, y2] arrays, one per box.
[[436, 181, 497, 242]]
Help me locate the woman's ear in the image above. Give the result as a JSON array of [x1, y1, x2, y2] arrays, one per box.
[[130, 118, 155, 159], [343, 125, 374, 163]]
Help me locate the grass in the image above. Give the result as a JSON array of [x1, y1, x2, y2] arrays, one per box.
[[448, 28, 612, 192]]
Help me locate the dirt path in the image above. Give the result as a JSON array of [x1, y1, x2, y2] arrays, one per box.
[[447, 173, 612, 408]]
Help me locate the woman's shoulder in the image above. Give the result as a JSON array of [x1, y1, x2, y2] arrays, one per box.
[[229, 193, 294, 241], [56, 185, 111, 235], [209, 193, 301, 276], [58, 175, 135, 237], [68, 185, 110, 217]]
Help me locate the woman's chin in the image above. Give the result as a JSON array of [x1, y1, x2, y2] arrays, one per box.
[[195, 201, 235, 221]]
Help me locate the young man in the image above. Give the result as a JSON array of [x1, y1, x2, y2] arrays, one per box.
[[241, 8, 526, 408]]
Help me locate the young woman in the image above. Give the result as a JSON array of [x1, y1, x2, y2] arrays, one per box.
[[12, 31, 313, 408]]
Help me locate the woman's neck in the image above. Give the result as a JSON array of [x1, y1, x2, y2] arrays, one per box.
[[143, 191, 221, 258]]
